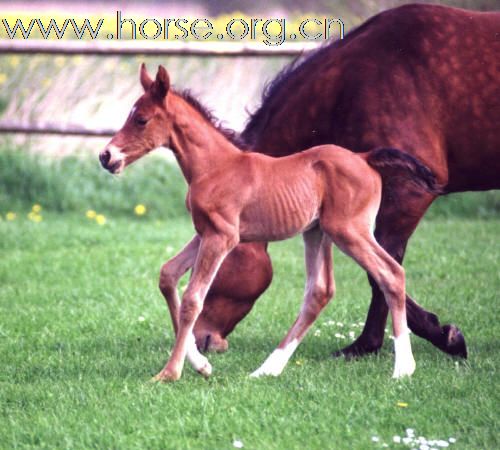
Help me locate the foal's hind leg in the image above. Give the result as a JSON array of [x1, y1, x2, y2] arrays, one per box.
[[327, 223, 415, 378], [251, 227, 334, 377]]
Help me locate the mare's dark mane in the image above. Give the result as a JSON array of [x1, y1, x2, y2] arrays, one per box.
[[240, 15, 379, 147]]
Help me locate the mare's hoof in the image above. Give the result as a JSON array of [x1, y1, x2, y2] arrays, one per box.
[[441, 324, 467, 358], [332, 339, 382, 360]]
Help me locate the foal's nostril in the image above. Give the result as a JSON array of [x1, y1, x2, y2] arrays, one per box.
[[99, 149, 111, 167]]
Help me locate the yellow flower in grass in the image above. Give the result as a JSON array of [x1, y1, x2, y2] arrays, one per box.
[[134, 204, 147, 216], [54, 56, 66, 68], [86, 209, 97, 219], [6, 212, 16, 221], [95, 214, 106, 225], [32, 204, 42, 213], [9, 56, 20, 68], [396, 401, 408, 408], [28, 211, 43, 223]]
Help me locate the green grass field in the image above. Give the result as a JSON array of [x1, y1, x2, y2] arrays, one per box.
[[0, 151, 499, 449]]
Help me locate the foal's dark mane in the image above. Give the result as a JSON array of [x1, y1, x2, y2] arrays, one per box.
[[176, 89, 248, 150]]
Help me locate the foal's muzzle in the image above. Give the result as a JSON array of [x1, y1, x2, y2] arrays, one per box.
[[99, 147, 124, 174]]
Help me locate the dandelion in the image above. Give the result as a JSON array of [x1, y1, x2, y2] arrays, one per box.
[[396, 401, 408, 408], [233, 440, 244, 448], [9, 56, 20, 67], [32, 204, 42, 213], [54, 56, 66, 67], [95, 214, 106, 225], [6, 212, 16, 221], [28, 212, 42, 223], [295, 359, 303, 366], [86, 209, 97, 219], [0, 73, 7, 85], [134, 204, 147, 215]]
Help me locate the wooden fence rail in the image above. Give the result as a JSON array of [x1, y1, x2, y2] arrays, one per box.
[[0, 39, 319, 57], [0, 39, 319, 136]]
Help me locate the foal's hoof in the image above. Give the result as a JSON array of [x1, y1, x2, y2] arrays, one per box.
[[151, 369, 181, 383], [440, 324, 467, 358], [332, 339, 382, 360], [197, 361, 213, 378]]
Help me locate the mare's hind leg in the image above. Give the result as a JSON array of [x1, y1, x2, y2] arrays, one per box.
[[251, 227, 334, 377], [327, 222, 415, 378]]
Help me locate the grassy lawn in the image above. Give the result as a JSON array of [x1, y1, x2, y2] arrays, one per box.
[[0, 211, 498, 449]]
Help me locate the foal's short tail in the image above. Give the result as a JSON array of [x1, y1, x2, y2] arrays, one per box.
[[366, 148, 443, 195]]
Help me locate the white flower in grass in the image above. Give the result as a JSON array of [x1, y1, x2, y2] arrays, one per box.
[[348, 331, 355, 339], [448, 438, 456, 443], [371, 436, 380, 442], [166, 245, 174, 253], [436, 440, 449, 447], [406, 428, 415, 436], [314, 329, 321, 337], [393, 436, 401, 443], [138, 316, 146, 322], [233, 440, 244, 448]]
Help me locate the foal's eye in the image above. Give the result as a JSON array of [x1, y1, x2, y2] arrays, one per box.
[[135, 116, 148, 126]]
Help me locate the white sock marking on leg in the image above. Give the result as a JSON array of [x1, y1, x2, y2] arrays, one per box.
[[186, 333, 212, 376], [250, 339, 299, 378], [392, 331, 416, 378]]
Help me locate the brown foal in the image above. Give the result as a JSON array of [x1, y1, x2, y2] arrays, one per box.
[[99, 65, 437, 381]]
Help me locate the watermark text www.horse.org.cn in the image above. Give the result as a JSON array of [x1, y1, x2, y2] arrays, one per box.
[[1, 11, 345, 46]]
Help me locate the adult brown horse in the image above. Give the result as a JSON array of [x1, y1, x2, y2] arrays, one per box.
[[188, 4, 500, 358]]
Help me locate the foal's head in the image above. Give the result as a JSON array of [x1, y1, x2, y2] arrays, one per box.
[[99, 64, 172, 174]]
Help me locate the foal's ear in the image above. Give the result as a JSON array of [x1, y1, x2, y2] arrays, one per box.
[[140, 63, 153, 91], [151, 65, 170, 101]]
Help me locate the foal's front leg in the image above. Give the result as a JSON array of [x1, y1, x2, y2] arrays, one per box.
[[251, 227, 334, 377], [158, 235, 212, 374], [154, 232, 236, 382]]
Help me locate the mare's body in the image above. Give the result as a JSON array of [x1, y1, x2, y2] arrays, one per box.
[[194, 4, 500, 357]]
